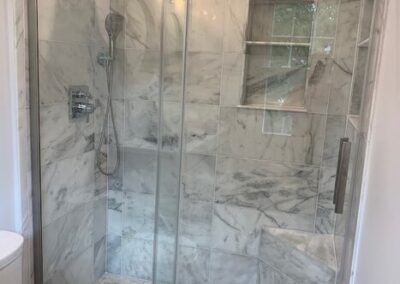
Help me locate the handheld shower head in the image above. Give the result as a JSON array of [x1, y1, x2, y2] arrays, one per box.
[[105, 13, 124, 42], [104, 13, 124, 60]]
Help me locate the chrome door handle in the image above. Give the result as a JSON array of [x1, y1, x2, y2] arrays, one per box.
[[334, 138, 352, 214]]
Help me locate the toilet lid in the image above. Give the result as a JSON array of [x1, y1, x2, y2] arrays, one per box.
[[0, 231, 23, 270]]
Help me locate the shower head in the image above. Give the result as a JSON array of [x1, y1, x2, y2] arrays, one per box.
[[105, 13, 124, 42]]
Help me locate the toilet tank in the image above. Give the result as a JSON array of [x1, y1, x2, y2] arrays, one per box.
[[0, 231, 23, 284]]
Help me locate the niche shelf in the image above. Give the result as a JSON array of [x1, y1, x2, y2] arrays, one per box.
[[241, 0, 315, 110]]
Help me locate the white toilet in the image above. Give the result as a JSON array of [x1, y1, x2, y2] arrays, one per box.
[[0, 231, 23, 284]]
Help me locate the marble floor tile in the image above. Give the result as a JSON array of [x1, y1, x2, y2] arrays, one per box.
[[123, 238, 153, 280], [123, 192, 155, 241], [106, 234, 122, 275], [96, 273, 151, 284]]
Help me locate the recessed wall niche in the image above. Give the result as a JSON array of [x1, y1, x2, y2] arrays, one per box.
[[242, 0, 317, 110]]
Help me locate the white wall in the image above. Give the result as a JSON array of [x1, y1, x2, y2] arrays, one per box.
[[354, 1, 400, 283], [0, 0, 21, 232]]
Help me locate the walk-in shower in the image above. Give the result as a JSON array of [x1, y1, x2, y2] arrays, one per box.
[[28, 0, 383, 283]]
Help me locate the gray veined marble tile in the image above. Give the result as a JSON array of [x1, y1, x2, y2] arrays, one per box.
[[40, 103, 94, 164], [106, 234, 122, 275], [41, 151, 96, 226], [179, 199, 213, 248], [123, 192, 155, 241], [322, 115, 346, 167], [44, 245, 95, 284], [94, 197, 107, 243], [125, 49, 160, 101], [318, 167, 337, 209], [38, 0, 95, 44], [218, 107, 326, 165], [94, 0, 113, 47], [210, 250, 258, 284], [182, 154, 216, 202], [94, 237, 106, 281], [186, 52, 222, 105], [305, 54, 333, 114], [162, 51, 184, 102], [315, 167, 337, 234], [212, 204, 261, 256], [211, 202, 316, 257], [124, 99, 159, 150], [188, 0, 225, 53], [328, 0, 361, 115], [123, 147, 157, 194], [222, 0, 249, 53], [315, 207, 336, 235], [220, 52, 245, 107], [162, 101, 182, 151], [125, 0, 162, 50], [107, 190, 123, 237], [184, 103, 219, 154], [123, 238, 154, 280], [43, 202, 94, 282], [177, 246, 210, 284], [38, 41, 95, 106], [259, 228, 336, 284], [216, 156, 319, 216], [259, 262, 296, 284], [153, 237, 176, 283]]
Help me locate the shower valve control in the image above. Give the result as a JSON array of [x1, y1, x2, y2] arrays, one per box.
[[68, 85, 95, 121]]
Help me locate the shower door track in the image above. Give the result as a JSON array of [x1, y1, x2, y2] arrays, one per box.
[[27, 0, 43, 283]]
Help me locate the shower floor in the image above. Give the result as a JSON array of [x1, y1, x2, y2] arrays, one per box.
[[96, 273, 152, 284]]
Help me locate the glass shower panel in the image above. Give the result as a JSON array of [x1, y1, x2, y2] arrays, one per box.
[[153, 1, 187, 283], [33, 0, 378, 283]]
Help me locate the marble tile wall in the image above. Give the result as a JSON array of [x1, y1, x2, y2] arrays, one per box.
[[175, 0, 362, 283], [99, 0, 365, 283], [105, 0, 185, 282], [38, 0, 110, 282]]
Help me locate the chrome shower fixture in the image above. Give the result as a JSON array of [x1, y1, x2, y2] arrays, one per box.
[[105, 13, 124, 60], [95, 12, 124, 176]]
